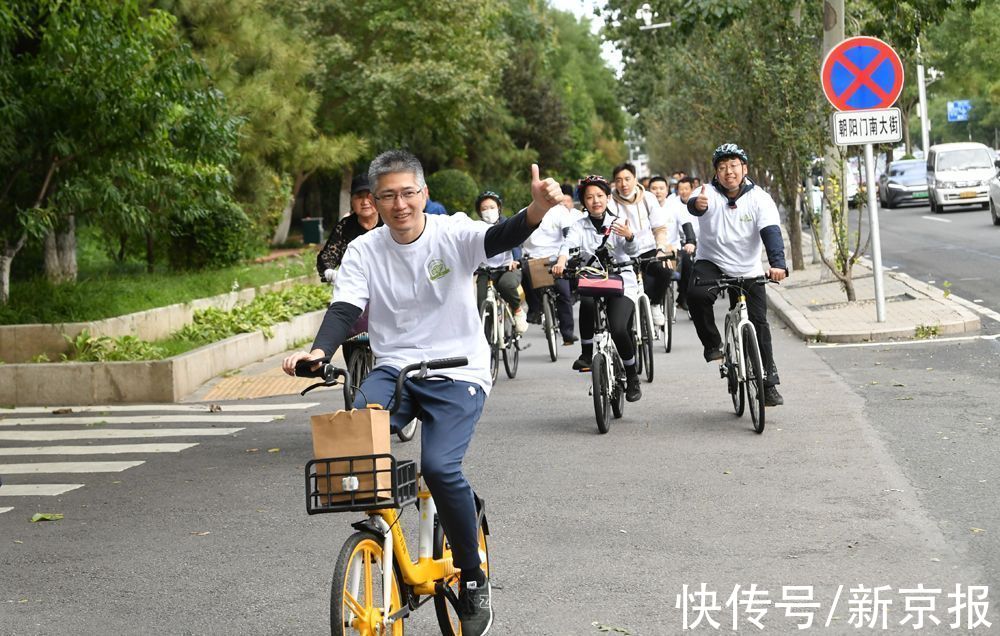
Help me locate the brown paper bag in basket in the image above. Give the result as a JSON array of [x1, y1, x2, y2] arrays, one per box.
[[526, 257, 555, 289], [310, 408, 392, 503]]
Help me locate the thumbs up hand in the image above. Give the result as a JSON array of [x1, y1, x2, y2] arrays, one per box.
[[527, 163, 564, 225], [695, 184, 711, 212]]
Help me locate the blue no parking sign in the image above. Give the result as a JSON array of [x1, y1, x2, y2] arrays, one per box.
[[821, 36, 904, 111]]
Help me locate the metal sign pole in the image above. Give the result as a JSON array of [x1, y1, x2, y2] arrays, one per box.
[[863, 142, 886, 322]]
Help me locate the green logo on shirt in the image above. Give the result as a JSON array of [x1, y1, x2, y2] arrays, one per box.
[[739, 212, 753, 223], [428, 259, 451, 281]]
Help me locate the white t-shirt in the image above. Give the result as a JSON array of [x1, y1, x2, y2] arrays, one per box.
[[334, 214, 493, 392], [560, 214, 642, 301], [650, 197, 681, 249], [522, 204, 581, 259], [665, 193, 699, 243], [607, 189, 661, 253], [694, 182, 781, 277]]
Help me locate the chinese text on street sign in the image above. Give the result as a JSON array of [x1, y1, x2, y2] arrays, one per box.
[[831, 108, 903, 146]]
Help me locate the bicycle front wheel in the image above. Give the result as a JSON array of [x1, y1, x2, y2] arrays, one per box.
[[664, 284, 675, 353], [331, 531, 405, 635], [345, 347, 370, 407], [480, 302, 499, 383], [725, 317, 744, 417], [742, 323, 766, 434], [542, 293, 558, 361], [502, 305, 518, 379], [591, 352, 611, 434], [638, 298, 654, 382], [433, 505, 490, 635]]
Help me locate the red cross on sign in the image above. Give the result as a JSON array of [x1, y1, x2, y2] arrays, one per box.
[[821, 36, 904, 111]]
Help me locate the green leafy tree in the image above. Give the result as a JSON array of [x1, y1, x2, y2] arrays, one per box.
[[0, 0, 243, 303], [161, 0, 364, 246]]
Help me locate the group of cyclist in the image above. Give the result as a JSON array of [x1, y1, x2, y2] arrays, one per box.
[[282, 142, 788, 634]]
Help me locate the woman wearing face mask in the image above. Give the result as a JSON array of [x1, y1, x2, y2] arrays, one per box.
[[475, 191, 528, 334], [551, 175, 643, 402]]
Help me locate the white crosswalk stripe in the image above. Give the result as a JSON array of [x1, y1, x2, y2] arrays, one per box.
[[0, 403, 318, 414], [0, 401, 300, 513], [0, 461, 145, 474], [0, 415, 276, 426], [0, 443, 198, 456]]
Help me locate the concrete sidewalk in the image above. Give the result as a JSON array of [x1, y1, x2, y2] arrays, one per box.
[[768, 237, 981, 343]]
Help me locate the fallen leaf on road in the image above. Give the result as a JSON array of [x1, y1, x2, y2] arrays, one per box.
[[893, 382, 906, 387], [267, 448, 280, 453], [18, 599, 27, 603], [245, 448, 259, 453], [272, 415, 286, 421], [723, 470, 731, 475], [970, 528, 986, 534], [30, 513, 63, 523], [619, 529, 627, 534], [209, 404, 222, 412], [13, 540, 23, 544], [895, 397, 914, 401], [930, 558, 940, 562], [51, 408, 73, 415], [591, 622, 632, 634], [191, 531, 211, 536]]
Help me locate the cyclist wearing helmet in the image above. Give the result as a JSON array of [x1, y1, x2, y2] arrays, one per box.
[[609, 162, 674, 329], [475, 191, 528, 334], [687, 143, 787, 406], [552, 175, 643, 402]]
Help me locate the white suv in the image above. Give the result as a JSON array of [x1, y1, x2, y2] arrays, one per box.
[[926, 142, 995, 213]]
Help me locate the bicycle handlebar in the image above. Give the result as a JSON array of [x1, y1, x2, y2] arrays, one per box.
[[297, 355, 469, 417], [694, 275, 775, 290], [475, 265, 514, 276]]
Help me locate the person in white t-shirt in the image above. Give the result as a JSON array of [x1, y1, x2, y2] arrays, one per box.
[[521, 192, 580, 344], [687, 143, 788, 407], [474, 191, 528, 334], [659, 176, 699, 310], [609, 162, 673, 328], [552, 175, 643, 402], [282, 149, 564, 635]]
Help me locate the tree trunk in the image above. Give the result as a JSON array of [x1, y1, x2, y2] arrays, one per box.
[[271, 171, 311, 246], [57, 214, 77, 282], [788, 164, 804, 272], [146, 231, 155, 274], [43, 215, 78, 284], [339, 167, 353, 221]]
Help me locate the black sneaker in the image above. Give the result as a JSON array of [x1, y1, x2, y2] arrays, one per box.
[[764, 386, 784, 406], [704, 347, 724, 362], [526, 311, 542, 325], [562, 334, 579, 345], [625, 375, 642, 402], [459, 579, 494, 635], [572, 355, 592, 371]]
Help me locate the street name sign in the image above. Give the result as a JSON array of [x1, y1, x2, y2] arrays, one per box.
[[947, 100, 971, 122], [821, 36, 904, 112], [831, 108, 903, 146]]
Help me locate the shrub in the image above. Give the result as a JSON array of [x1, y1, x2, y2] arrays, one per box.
[[167, 203, 253, 270], [426, 169, 479, 215]]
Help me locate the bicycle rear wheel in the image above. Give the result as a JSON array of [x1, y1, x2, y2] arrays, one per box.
[[591, 353, 611, 433], [542, 293, 558, 361], [638, 298, 654, 382], [742, 324, 766, 434], [433, 503, 490, 635], [480, 301, 499, 383], [502, 305, 519, 379], [330, 531, 405, 635]]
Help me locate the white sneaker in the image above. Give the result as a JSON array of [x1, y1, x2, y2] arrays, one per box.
[[650, 305, 665, 328], [513, 310, 529, 334]]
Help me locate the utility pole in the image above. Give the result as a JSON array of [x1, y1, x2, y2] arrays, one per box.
[[916, 39, 931, 156], [818, 0, 843, 270]]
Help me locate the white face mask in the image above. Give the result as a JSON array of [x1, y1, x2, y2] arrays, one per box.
[[480, 207, 500, 224]]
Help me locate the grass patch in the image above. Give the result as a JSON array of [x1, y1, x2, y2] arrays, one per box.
[[0, 254, 315, 325], [914, 324, 940, 340], [57, 284, 330, 361]]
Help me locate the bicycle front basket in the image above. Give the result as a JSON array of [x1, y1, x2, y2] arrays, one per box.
[[577, 272, 624, 298]]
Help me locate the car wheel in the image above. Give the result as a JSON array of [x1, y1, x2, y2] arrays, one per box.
[[930, 198, 940, 214], [991, 199, 1000, 226]]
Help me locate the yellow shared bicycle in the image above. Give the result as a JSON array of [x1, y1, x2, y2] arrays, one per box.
[[298, 357, 490, 635]]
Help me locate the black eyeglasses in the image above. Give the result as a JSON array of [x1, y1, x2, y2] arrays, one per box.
[[372, 189, 423, 205]]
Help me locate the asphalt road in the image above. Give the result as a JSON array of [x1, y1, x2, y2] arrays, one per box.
[[851, 199, 1000, 329], [3, 308, 997, 634]]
